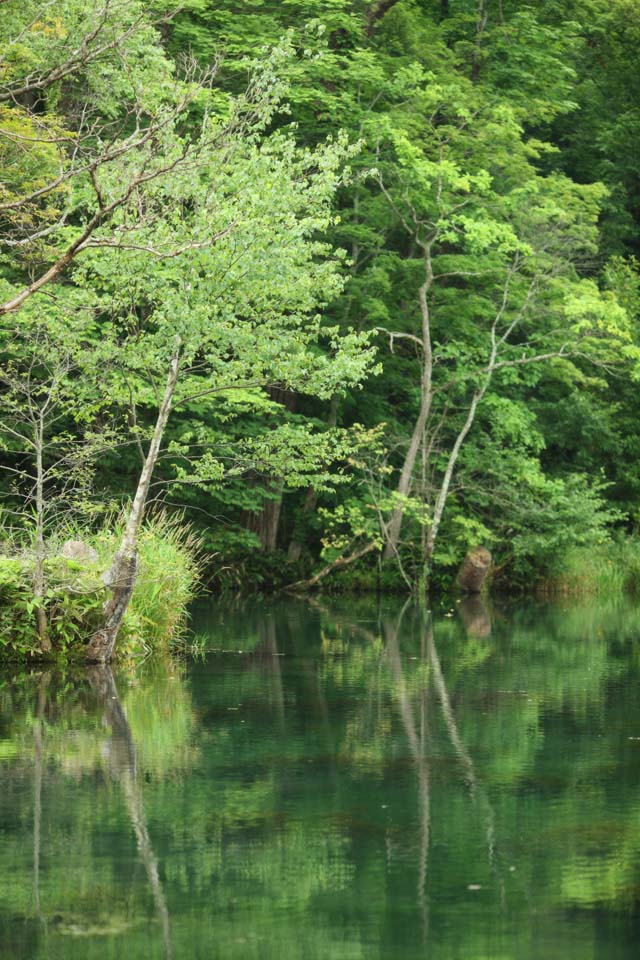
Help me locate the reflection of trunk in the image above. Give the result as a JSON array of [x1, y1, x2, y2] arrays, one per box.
[[258, 618, 285, 729], [86, 347, 180, 662], [384, 610, 430, 912], [458, 596, 492, 638], [426, 623, 477, 792], [32, 672, 50, 918], [34, 421, 51, 654], [426, 620, 500, 868], [87, 667, 173, 960]]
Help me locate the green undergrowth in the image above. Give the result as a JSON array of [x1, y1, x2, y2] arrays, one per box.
[[538, 536, 640, 599], [205, 548, 296, 594], [0, 514, 202, 660]]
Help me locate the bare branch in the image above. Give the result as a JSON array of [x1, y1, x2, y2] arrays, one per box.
[[0, 2, 176, 103]]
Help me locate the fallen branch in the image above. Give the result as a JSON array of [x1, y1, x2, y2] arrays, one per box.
[[285, 540, 378, 592]]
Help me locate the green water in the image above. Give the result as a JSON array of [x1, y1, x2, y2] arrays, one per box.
[[2, 596, 640, 959]]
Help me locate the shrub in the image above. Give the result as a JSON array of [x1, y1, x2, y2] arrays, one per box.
[[0, 513, 202, 660], [539, 536, 640, 598]]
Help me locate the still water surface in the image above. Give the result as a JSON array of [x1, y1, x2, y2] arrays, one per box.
[[1, 596, 640, 959]]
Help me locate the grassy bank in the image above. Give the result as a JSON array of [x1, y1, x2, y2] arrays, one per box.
[[0, 514, 201, 660], [538, 537, 640, 599]]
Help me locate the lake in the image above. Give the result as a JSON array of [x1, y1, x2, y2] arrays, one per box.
[[1, 595, 640, 958]]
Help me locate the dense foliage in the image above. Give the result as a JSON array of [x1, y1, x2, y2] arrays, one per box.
[[2, 0, 640, 631]]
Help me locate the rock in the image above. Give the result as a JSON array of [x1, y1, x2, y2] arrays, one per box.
[[457, 546, 492, 594], [61, 539, 99, 564]]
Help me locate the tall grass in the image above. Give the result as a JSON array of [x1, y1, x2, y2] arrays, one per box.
[[0, 511, 202, 660], [539, 537, 640, 599]]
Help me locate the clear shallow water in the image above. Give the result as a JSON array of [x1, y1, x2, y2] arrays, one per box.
[[2, 596, 640, 959]]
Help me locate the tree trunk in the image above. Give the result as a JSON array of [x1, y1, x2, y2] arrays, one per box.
[[384, 261, 434, 561], [86, 346, 180, 662], [241, 386, 296, 553], [365, 0, 402, 35], [34, 422, 51, 655], [287, 540, 378, 591], [472, 0, 489, 83], [424, 391, 480, 567], [243, 480, 284, 552], [261, 484, 284, 552], [287, 394, 338, 563], [383, 390, 431, 560], [287, 486, 317, 563]]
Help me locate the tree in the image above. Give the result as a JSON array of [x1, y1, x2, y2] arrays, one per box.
[[1, 2, 375, 654], [367, 68, 632, 581], [76, 67, 374, 659], [0, 301, 113, 652]]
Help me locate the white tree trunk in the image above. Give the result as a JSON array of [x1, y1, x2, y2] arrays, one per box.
[[383, 389, 432, 559], [424, 392, 481, 566], [86, 347, 181, 662], [384, 264, 434, 560], [34, 421, 51, 654]]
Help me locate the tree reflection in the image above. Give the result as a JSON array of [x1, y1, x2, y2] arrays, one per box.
[[383, 606, 431, 932], [2, 597, 640, 959], [32, 671, 50, 921], [87, 667, 173, 960]]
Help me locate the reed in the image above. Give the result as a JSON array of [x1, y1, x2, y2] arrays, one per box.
[[539, 537, 640, 599], [0, 511, 203, 660]]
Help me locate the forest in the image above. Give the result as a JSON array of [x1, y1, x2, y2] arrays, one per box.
[[2, 0, 640, 659]]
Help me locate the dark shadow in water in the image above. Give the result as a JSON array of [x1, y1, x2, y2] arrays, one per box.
[[87, 667, 173, 960], [256, 616, 286, 730]]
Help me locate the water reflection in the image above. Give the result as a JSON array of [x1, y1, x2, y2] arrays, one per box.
[[458, 595, 492, 638], [0, 597, 640, 958], [31, 671, 48, 921], [87, 667, 173, 959]]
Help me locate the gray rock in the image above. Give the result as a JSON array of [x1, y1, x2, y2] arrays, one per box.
[[61, 539, 99, 564]]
